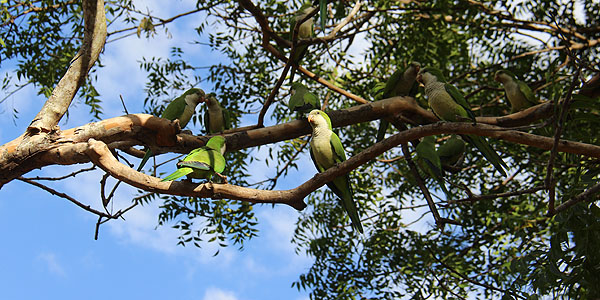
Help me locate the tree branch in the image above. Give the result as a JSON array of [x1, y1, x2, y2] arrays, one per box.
[[27, 0, 107, 134]]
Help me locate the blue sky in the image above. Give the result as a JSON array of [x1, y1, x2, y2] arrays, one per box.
[[0, 1, 315, 299]]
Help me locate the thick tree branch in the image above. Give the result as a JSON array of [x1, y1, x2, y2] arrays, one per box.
[[84, 139, 307, 210], [0, 97, 581, 188], [27, 0, 107, 134]]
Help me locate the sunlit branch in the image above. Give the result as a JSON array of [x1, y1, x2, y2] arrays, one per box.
[[27, 0, 107, 134]]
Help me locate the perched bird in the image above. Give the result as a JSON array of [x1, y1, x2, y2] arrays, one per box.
[[437, 136, 466, 169], [161, 136, 227, 182], [288, 82, 321, 115], [204, 93, 230, 134], [417, 67, 508, 176], [308, 110, 363, 233], [494, 70, 538, 113], [289, 2, 314, 84], [102, 88, 205, 208], [138, 88, 205, 172], [416, 136, 451, 200], [376, 61, 421, 142]]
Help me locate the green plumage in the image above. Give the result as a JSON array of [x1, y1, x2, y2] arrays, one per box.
[[418, 67, 508, 176], [494, 70, 538, 113], [437, 136, 466, 168], [289, 2, 314, 84], [288, 82, 321, 115], [203, 93, 231, 134], [308, 110, 363, 233], [138, 88, 205, 172], [416, 136, 451, 200], [377, 62, 421, 142], [161, 136, 227, 182]]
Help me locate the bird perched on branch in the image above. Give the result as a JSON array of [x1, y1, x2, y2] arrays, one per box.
[[418, 67, 508, 176], [308, 109, 363, 233], [494, 70, 538, 113], [203, 93, 230, 134], [137, 88, 206, 172], [288, 82, 320, 115], [376, 61, 421, 142], [161, 136, 227, 183], [288, 2, 314, 84]]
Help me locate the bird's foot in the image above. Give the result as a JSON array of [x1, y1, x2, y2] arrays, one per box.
[[181, 129, 193, 135], [215, 172, 228, 184]]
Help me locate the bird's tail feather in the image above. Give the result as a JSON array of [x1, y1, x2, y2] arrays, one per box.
[[328, 176, 364, 233], [137, 148, 153, 171], [464, 135, 508, 176], [161, 168, 193, 182]]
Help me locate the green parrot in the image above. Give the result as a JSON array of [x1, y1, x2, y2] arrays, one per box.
[[376, 61, 421, 142], [417, 67, 508, 176], [288, 2, 314, 84], [307, 109, 363, 233], [437, 136, 466, 169], [137, 88, 205, 172], [102, 88, 205, 208], [416, 135, 451, 200], [288, 82, 321, 115], [204, 93, 230, 134], [494, 70, 538, 113], [161, 136, 227, 182]]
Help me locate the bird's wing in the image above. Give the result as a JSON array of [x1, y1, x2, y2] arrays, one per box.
[[517, 80, 538, 105], [161, 96, 186, 121], [161, 168, 194, 182], [330, 131, 347, 163], [445, 83, 476, 122]]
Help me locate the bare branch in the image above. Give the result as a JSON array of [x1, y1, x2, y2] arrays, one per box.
[[18, 176, 110, 217], [551, 181, 600, 215]]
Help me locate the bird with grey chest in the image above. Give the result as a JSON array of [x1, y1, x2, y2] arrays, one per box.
[[308, 109, 363, 233]]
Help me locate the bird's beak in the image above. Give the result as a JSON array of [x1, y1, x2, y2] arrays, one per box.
[[494, 74, 500, 82], [416, 74, 422, 83], [307, 115, 313, 123]]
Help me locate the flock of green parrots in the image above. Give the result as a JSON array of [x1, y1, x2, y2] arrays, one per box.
[[150, 4, 540, 234]]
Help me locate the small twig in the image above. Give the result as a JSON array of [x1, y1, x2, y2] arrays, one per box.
[[545, 66, 581, 215], [18, 176, 110, 217], [21, 166, 96, 181], [550, 181, 600, 216], [94, 216, 102, 240], [119, 94, 129, 114], [256, 62, 293, 127], [448, 186, 545, 205], [400, 143, 448, 228]]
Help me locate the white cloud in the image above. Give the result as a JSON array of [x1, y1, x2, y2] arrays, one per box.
[[37, 252, 67, 277], [202, 287, 240, 300]]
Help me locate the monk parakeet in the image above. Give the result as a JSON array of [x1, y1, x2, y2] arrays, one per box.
[[417, 67, 508, 176], [289, 2, 314, 84], [437, 136, 466, 169], [376, 61, 421, 142], [416, 135, 451, 200], [307, 109, 363, 233], [204, 93, 230, 134], [161, 136, 227, 182], [494, 70, 538, 113], [138, 88, 205, 172], [101, 88, 205, 208], [289, 82, 320, 115]]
